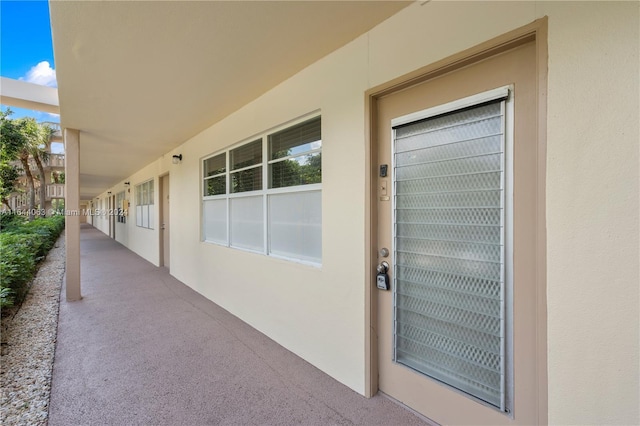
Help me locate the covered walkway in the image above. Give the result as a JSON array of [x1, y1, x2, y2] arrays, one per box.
[[48, 225, 427, 425]]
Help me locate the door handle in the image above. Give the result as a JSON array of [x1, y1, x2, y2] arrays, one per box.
[[377, 261, 389, 273]]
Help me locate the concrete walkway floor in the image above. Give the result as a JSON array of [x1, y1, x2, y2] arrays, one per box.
[[48, 225, 428, 426]]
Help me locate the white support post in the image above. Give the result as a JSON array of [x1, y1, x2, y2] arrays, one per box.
[[64, 128, 81, 301]]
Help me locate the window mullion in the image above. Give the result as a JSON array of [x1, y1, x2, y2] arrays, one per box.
[[204, 172, 225, 181], [226, 151, 230, 246], [231, 163, 261, 174], [267, 147, 322, 164], [262, 136, 268, 255]]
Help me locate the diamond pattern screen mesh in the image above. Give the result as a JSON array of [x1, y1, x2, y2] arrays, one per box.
[[393, 100, 506, 408]]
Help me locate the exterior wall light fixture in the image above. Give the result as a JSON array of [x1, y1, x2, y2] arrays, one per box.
[[124, 181, 130, 187], [172, 154, 183, 164]]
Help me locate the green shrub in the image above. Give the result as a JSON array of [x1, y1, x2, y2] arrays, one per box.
[[0, 233, 38, 304], [0, 286, 14, 309], [0, 212, 27, 232], [18, 216, 65, 257], [0, 215, 65, 308]]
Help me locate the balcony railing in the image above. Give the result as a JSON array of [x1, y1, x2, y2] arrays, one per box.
[[46, 184, 65, 199], [6, 183, 65, 211], [26, 153, 65, 171], [48, 153, 65, 168], [42, 122, 63, 142]]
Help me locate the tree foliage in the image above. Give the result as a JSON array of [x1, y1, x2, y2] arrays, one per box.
[[271, 150, 321, 188], [0, 162, 20, 210], [0, 109, 54, 218]]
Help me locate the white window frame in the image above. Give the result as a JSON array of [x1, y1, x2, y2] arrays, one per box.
[[202, 113, 322, 266], [115, 191, 126, 224], [135, 179, 154, 230]]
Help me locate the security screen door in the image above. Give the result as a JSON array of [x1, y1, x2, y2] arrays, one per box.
[[375, 39, 539, 425]]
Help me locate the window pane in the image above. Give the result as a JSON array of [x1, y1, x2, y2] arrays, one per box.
[[269, 191, 321, 263], [148, 204, 154, 229], [204, 176, 226, 196], [136, 205, 142, 227], [231, 139, 262, 170], [230, 196, 263, 251], [269, 116, 321, 159], [270, 152, 321, 188], [140, 184, 146, 205], [231, 166, 262, 193], [142, 205, 149, 228], [203, 199, 227, 244], [148, 181, 154, 205], [204, 153, 226, 177]]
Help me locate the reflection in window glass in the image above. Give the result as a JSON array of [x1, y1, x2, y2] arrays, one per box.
[[205, 176, 226, 196], [231, 166, 262, 193], [204, 153, 226, 196], [268, 117, 321, 189], [231, 139, 262, 170], [270, 152, 321, 188], [269, 117, 321, 159], [230, 139, 262, 193], [204, 153, 226, 177]]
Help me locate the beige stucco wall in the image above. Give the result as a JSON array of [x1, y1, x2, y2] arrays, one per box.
[[541, 2, 639, 424], [94, 2, 639, 423], [165, 34, 371, 391]]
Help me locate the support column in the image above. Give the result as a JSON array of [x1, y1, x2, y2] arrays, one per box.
[[64, 128, 81, 301]]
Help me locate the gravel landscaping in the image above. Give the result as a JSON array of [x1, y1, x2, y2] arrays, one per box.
[[1, 234, 65, 426]]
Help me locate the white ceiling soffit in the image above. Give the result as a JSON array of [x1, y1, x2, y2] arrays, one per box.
[[49, 1, 410, 199]]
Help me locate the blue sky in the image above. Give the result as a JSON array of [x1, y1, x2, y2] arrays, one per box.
[[1, 0, 59, 123]]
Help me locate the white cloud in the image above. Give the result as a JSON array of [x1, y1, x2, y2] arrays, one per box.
[[20, 61, 57, 88]]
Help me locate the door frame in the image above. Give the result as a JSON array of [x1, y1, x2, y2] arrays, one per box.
[[364, 17, 548, 422], [109, 194, 116, 239]]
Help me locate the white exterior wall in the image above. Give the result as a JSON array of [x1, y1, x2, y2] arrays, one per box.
[[92, 156, 171, 266], [541, 2, 639, 424], [96, 2, 638, 423], [122, 159, 168, 265], [91, 196, 108, 235]]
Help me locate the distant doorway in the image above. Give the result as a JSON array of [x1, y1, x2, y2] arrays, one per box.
[[160, 174, 170, 269], [109, 195, 116, 239]]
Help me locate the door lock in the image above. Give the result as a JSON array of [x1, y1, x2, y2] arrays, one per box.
[[376, 261, 390, 290]]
